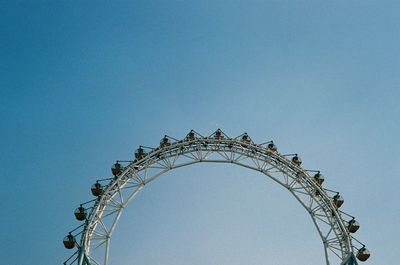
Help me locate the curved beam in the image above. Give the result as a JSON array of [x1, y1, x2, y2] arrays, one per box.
[[72, 136, 355, 265]]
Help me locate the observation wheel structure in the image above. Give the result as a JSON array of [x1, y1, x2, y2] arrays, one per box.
[[63, 129, 370, 265]]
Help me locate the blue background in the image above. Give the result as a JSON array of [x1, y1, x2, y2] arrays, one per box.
[[1, 1, 399, 264]]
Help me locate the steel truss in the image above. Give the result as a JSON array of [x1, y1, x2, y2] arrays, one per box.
[[64, 131, 366, 265]]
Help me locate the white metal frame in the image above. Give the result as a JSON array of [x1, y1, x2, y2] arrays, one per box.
[[66, 133, 360, 265]]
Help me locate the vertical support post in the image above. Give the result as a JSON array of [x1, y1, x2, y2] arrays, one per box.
[[104, 238, 110, 265], [77, 246, 85, 265], [323, 241, 330, 265]]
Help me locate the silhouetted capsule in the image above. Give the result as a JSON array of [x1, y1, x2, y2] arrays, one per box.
[[357, 247, 370, 262], [314, 172, 325, 185], [292, 155, 302, 166], [63, 234, 75, 249], [135, 147, 146, 160], [186, 131, 195, 141], [214, 129, 224, 140], [348, 218, 360, 233], [111, 162, 122, 176], [74, 205, 87, 221], [332, 194, 344, 208], [267, 143, 277, 152], [240, 133, 251, 147], [91, 181, 103, 197], [160, 136, 170, 148]]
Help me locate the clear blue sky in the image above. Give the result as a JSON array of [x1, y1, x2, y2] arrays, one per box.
[[1, 1, 399, 264]]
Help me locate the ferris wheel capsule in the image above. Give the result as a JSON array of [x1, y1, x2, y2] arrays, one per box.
[[292, 155, 302, 166], [267, 142, 277, 152], [160, 136, 171, 148], [111, 162, 122, 177], [347, 218, 360, 233], [186, 130, 195, 141], [214, 129, 224, 140], [314, 172, 325, 185], [333, 194, 344, 208], [74, 205, 87, 221], [63, 233, 75, 249], [135, 147, 146, 160], [240, 133, 251, 146], [91, 181, 103, 197], [357, 247, 370, 262]]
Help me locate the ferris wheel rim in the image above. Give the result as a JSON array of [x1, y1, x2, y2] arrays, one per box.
[[64, 130, 368, 265]]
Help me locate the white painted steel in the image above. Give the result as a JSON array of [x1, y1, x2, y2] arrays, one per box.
[[67, 135, 359, 265]]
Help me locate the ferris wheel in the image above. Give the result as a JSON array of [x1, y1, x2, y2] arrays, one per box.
[[63, 129, 370, 265]]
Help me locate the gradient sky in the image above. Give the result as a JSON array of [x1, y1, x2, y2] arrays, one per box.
[[1, 1, 399, 265]]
